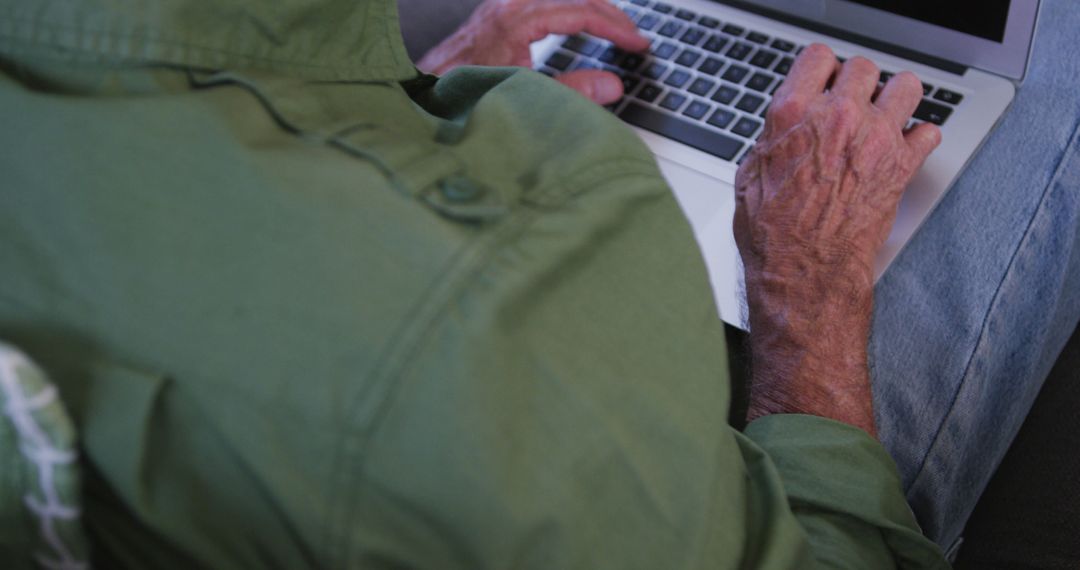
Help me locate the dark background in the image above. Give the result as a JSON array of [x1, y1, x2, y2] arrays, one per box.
[[845, 0, 1011, 41]]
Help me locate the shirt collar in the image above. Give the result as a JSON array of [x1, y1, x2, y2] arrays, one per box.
[[0, 0, 418, 82]]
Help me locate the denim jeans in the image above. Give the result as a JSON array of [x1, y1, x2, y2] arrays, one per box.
[[870, 0, 1080, 555]]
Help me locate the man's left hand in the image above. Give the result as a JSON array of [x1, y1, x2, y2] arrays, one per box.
[[417, 0, 651, 104]]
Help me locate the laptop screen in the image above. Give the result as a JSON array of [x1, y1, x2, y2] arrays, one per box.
[[843, 0, 1012, 42]]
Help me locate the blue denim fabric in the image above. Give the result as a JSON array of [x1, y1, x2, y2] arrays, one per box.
[[870, 0, 1080, 554]]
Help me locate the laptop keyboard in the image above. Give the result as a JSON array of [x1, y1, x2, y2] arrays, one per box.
[[536, 0, 966, 163]]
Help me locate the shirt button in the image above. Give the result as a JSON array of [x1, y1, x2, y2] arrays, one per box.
[[438, 176, 484, 203]]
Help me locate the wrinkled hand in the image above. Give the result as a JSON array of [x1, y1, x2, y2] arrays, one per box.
[[417, 0, 650, 104], [734, 44, 942, 436]]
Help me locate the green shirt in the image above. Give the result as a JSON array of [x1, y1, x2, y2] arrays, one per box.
[[0, 0, 948, 567]]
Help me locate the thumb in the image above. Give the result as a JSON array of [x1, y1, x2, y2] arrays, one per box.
[[904, 122, 943, 168], [556, 70, 624, 105]]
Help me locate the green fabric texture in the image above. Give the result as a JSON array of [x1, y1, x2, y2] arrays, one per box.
[[0, 0, 949, 567], [745, 415, 952, 569], [0, 0, 417, 81]]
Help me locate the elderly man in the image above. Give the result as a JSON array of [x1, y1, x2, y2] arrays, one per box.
[[0, 0, 1077, 568]]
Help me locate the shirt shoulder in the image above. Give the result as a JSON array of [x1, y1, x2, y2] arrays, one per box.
[[335, 88, 740, 564]]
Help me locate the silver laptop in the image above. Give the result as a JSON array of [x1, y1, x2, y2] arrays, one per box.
[[532, 0, 1040, 329]]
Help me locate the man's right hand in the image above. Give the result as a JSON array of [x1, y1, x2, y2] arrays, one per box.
[[734, 44, 942, 437], [416, 0, 650, 105]]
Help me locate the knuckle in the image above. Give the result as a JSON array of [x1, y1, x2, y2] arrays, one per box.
[[829, 96, 862, 123], [870, 119, 896, 141], [768, 95, 806, 125]]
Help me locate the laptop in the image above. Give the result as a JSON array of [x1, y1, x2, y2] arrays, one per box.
[[531, 0, 1040, 329]]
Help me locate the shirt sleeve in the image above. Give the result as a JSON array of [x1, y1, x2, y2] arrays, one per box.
[[744, 414, 951, 569]]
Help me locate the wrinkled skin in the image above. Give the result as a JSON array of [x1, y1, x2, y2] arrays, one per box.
[[420, 2, 941, 438], [735, 44, 942, 436], [417, 0, 650, 104]]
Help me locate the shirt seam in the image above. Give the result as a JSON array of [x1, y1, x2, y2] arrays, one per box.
[[0, 16, 414, 79], [324, 157, 667, 567]]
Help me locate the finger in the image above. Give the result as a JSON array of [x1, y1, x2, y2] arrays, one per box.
[[874, 71, 924, 128], [904, 122, 943, 168], [831, 56, 879, 101], [773, 43, 839, 102], [524, 5, 650, 52], [557, 70, 624, 104]]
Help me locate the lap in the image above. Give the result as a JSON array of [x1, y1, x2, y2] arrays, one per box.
[[870, 0, 1080, 552]]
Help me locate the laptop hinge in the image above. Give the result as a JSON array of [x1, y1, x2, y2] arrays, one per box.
[[714, 0, 969, 76]]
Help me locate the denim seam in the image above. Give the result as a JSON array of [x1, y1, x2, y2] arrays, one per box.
[[905, 115, 1080, 499]]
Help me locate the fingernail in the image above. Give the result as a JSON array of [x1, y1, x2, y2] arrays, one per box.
[[593, 75, 622, 104]]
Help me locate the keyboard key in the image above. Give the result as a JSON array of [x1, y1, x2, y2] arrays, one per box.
[[664, 69, 691, 88], [722, 23, 745, 36], [922, 82, 933, 95], [746, 31, 769, 44], [644, 61, 668, 79], [653, 2, 673, 13], [732, 116, 763, 137], [675, 8, 695, 20], [735, 93, 765, 113], [914, 99, 953, 125], [702, 35, 729, 53], [698, 57, 724, 75], [637, 13, 660, 31], [622, 76, 641, 94], [675, 49, 701, 67], [933, 89, 964, 105], [688, 77, 715, 95], [658, 21, 682, 37], [654, 42, 678, 59], [684, 100, 711, 120], [770, 39, 795, 52], [660, 92, 688, 110], [538, 67, 556, 77], [698, 16, 720, 29], [749, 50, 778, 69], [745, 72, 774, 92], [620, 53, 645, 71], [681, 27, 705, 45], [707, 108, 736, 129], [774, 57, 793, 76], [598, 46, 621, 63], [880, 70, 894, 83], [727, 42, 753, 61], [636, 83, 663, 102], [563, 36, 600, 57], [630, 0, 649, 5], [722, 64, 750, 83], [759, 103, 770, 118], [545, 51, 574, 71], [711, 84, 739, 104], [621, 103, 744, 160]]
